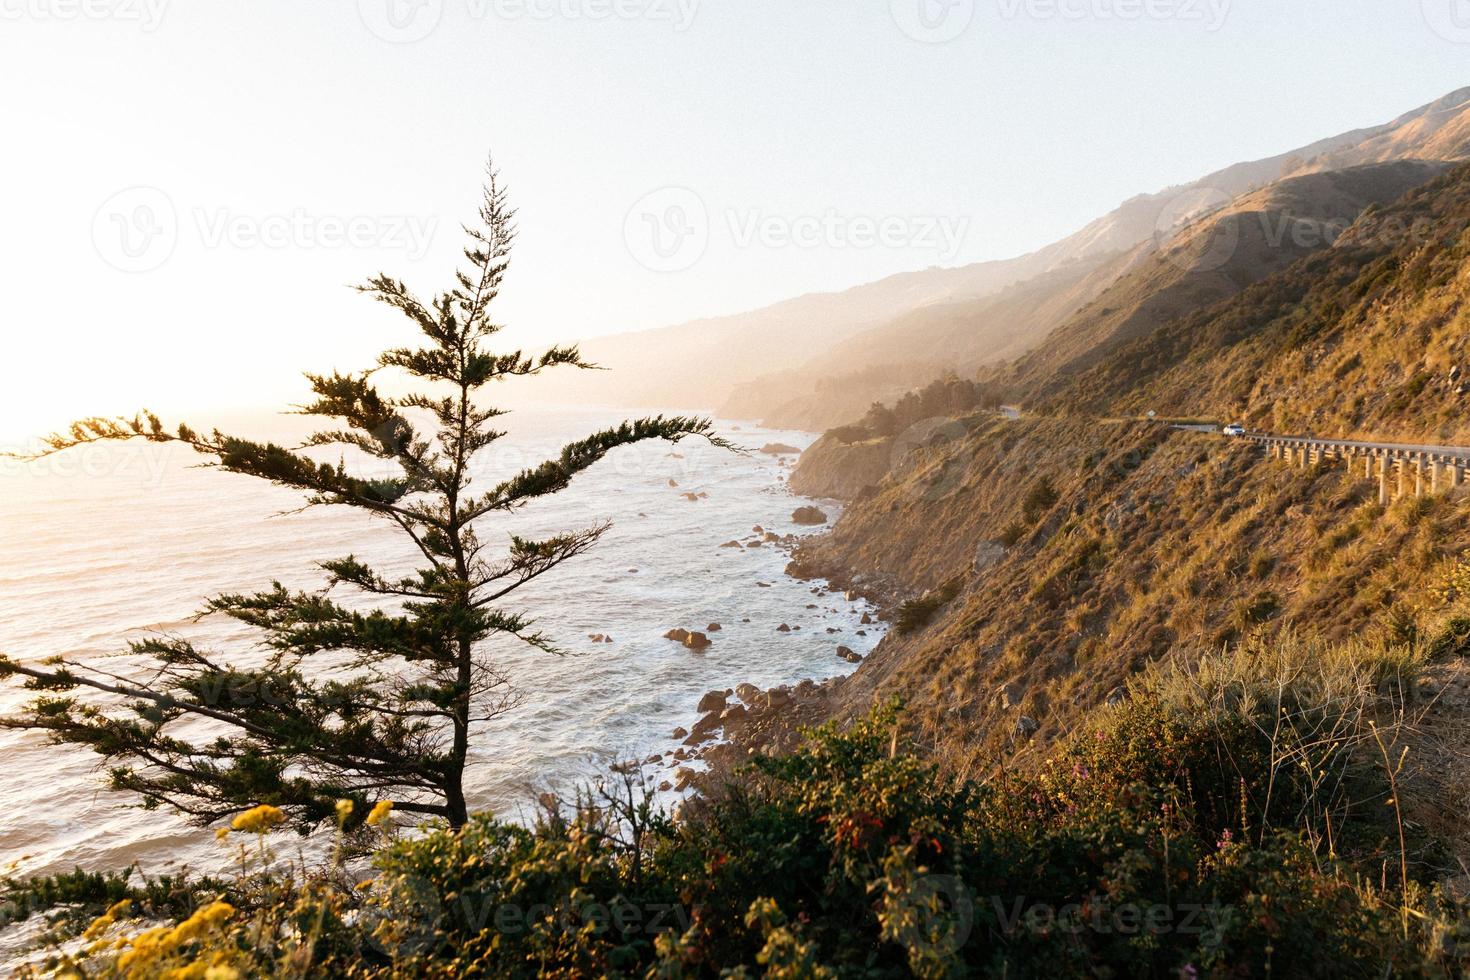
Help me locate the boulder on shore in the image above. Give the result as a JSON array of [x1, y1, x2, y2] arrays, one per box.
[[697, 690, 728, 713], [837, 646, 863, 664], [791, 506, 829, 526]]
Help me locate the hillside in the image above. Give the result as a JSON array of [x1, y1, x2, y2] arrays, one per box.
[[766, 158, 1470, 872], [718, 255, 1119, 430], [983, 160, 1454, 394], [1042, 160, 1470, 441], [520, 87, 1470, 430]]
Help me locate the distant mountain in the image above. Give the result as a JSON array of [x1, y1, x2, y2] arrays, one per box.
[[1043, 159, 1470, 443], [524, 87, 1470, 429], [984, 160, 1454, 397]]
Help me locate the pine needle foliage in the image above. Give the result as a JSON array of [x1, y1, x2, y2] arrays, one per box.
[[0, 163, 727, 830]]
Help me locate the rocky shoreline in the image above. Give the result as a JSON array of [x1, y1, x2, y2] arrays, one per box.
[[664, 518, 907, 795]]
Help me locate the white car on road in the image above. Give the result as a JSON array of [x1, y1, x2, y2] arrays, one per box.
[[1222, 423, 1246, 437]]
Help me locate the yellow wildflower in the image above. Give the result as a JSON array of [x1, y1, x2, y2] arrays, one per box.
[[335, 799, 354, 824], [230, 804, 286, 834], [205, 967, 241, 980], [214, 827, 231, 842], [366, 800, 394, 826]]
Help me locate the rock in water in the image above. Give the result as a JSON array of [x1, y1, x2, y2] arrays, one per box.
[[760, 443, 801, 455], [697, 690, 728, 713], [664, 628, 691, 643], [837, 646, 863, 663], [791, 506, 828, 526], [683, 631, 712, 650]]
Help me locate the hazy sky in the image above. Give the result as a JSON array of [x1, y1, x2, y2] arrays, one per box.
[[2, 0, 1467, 439]]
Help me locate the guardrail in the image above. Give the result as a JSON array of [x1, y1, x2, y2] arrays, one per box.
[[1245, 433, 1469, 504]]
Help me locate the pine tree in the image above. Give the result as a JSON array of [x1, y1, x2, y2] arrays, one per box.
[[0, 164, 726, 830]]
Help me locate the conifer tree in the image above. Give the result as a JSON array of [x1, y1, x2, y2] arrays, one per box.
[[0, 164, 725, 830]]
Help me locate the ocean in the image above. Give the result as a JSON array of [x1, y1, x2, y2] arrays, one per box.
[[0, 405, 879, 882]]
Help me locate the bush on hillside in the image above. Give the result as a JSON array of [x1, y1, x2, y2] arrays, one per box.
[[15, 636, 1469, 978]]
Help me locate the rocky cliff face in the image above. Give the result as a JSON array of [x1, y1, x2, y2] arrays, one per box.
[[786, 433, 894, 501]]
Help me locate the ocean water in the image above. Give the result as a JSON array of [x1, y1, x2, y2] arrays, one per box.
[[0, 405, 880, 881]]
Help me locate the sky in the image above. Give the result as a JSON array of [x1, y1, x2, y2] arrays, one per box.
[[1, 0, 1467, 440]]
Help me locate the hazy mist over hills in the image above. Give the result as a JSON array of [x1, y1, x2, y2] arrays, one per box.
[[516, 86, 1470, 431]]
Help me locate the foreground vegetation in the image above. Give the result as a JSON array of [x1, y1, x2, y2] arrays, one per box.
[[8, 630, 1467, 978]]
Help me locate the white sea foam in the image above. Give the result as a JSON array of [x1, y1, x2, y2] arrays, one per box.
[[0, 406, 880, 878]]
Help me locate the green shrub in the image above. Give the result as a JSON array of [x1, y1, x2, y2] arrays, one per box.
[[24, 640, 1468, 979], [1426, 615, 1470, 660], [999, 522, 1027, 548], [1021, 476, 1059, 524]]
